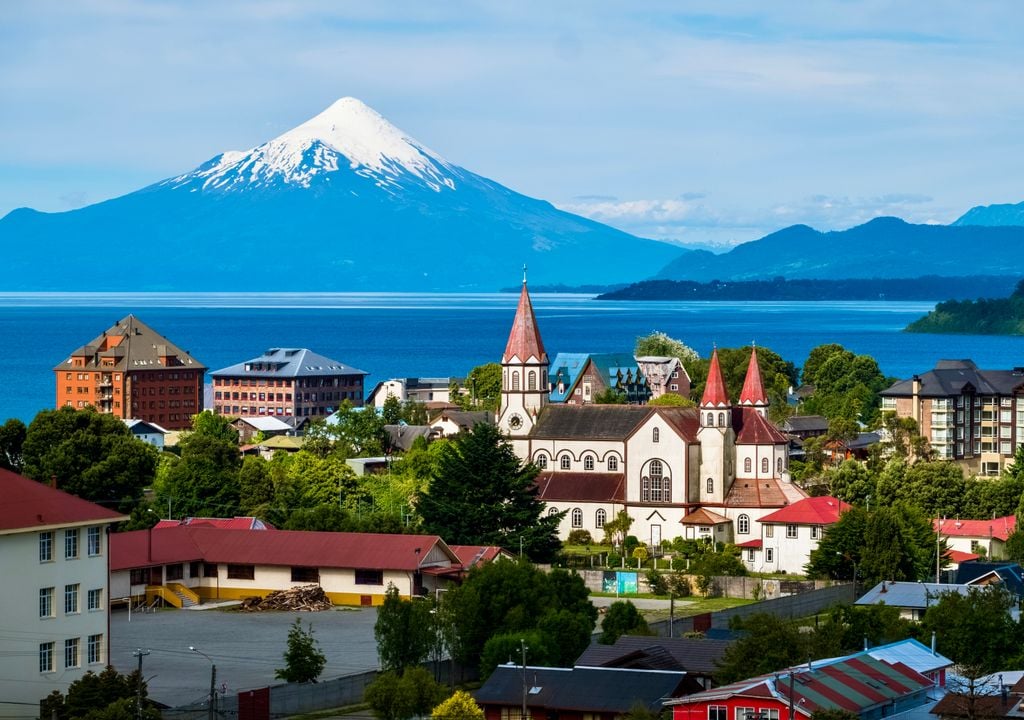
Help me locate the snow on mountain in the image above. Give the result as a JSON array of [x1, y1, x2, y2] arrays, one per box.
[[165, 97, 458, 194]]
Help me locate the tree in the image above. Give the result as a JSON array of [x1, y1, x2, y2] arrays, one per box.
[[689, 346, 797, 421], [432, 690, 485, 720], [602, 509, 634, 548], [825, 460, 874, 506], [599, 601, 651, 644], [811, 604, 912, 658], [715, 614, 810, 684], [634, 331, 699, 365], [592, 388, 627, 404], [921, 587, 1022, 673], [365, 668, 445, 720], [0, 417, 26, 472], [418, 423, 563, 561], [647, 393, 695, 407], [275, 618, 327, 683], [451, 363, 502, 411], [238, 455, 273, 514], [22, 407, 157, 512], [800, 344, 890, 424], [157, 429, 241, 518], [40, 666, 157, 720], [375, 584, 437, 673]]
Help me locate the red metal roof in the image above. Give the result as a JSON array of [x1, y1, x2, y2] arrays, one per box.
[[448, 545, 508, 568], [535, 472, 626, 502], [700, 349, 730, 407], [738, 347, 769, 405], [153, 516, 275, 530], [0, 468, 127, 532], [110, 526, 456, 571], [679, 507, 731, 526], [736, 539, 763, 549], [502, 282, 547, 364], [945, 549, 980, 564], [936, 516, 1015, 542], [734, 408, 788, 444], [759, 496, 850, 525]]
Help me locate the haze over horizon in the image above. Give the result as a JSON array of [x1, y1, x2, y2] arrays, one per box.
[[2, 1, 1022, 248]]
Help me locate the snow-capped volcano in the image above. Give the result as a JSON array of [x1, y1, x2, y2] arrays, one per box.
[[167, 97, 458, 193], [0, 97, 683, 291]]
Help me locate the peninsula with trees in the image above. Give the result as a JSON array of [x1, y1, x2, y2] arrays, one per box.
[[905, 279, 1024, 334]]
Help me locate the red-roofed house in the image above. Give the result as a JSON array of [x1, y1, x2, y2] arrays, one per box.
[[0, 469, 127, 711], [110, 525, 461, 606], [740, 496, 851, 574], [936, 516, 1016, 561], [153, 516, 275, 531]]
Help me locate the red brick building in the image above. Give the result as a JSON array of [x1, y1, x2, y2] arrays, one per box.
[[54, 315, 205, 430]]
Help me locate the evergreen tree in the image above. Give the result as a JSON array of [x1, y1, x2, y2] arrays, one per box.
[[275, 618, 327, 683], [374, 584, 437, 673], [599, 601, 651, 644], [418, 423, 562, 561], [0, 417, 26, 472]]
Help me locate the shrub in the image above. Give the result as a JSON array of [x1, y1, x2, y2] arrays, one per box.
[[606, 552, 622, 568], [566, 529, 594, 545], [645, 570, 667, 595]]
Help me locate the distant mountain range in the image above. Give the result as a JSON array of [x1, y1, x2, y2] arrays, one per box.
[[654, 217, 1024, 282], [953, 200, 1024, 227], [0, 98, 681, 291]]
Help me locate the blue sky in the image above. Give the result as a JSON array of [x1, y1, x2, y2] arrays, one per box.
[[1, 1, 1022, 247]]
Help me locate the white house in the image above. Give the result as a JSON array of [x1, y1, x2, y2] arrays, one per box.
[[935, 515, 1016, 561], [0, 469, 126, 711], [123, 418, 168, 451], [738, 495, 851, 574], [368, 377, 459, 408]]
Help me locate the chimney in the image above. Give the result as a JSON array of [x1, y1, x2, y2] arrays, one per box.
[[931, 631, 936, 655], [911, 375, 921, 424], [50, 474, 57, 490]]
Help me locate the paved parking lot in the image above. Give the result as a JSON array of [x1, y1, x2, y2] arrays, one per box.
[[110, 606, 381, 708]]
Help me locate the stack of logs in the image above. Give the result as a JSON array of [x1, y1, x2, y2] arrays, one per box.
[[240, 585, 333, 612]]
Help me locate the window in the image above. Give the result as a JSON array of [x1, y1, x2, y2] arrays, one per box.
[[560, 455, 571, 470], [738, 514, 750, 535], [653, 427, 660, 443], [64, 638, 80, 669], [86, 526, 104, 556], [596, 509, 607, 529], [227, 564, 255, 580], [528, 371, 537, 390], [584, 455, 595, 471], [64, 584, 79, 614], [165, 563, 184, 581], [744, 458, 752, 473], [512, 372, 520, 390], [190, 561, 201, 577], [777, 457, 783, 474], [736, 708, 756, 720], [40, 642, 54, 673], [786, 524, 798, 539], [88, 634, 103, 664], [548, 507, 559, 516], [40, 587, 54, 618], [761, 458, 769, 474], [706, 412, 714, 426], [355, 569, 384, 585], [40, 531, 53, 562], [747, 549, 755, 563], [87, 589, 102, 611], [291, 567, 320, 583], [706, 477, 714, 494], [572, 508, 583, 528], [709, 707, 728, 720], [718, 412, 725, 426], [761, 710, 779, 720], [535, 454, 548, 469], [765, 525, 774, 538], [765, 548, 774, 563], [811, 526, 821, 540], [670, 384, 679, 391], [129, 569, 147, 586], [607, 456, 618, 471], [65, 529, 79, 559]]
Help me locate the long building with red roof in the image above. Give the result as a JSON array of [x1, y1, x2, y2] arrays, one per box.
[[496, 279, 807, 557], [0, 469, 127, 711]]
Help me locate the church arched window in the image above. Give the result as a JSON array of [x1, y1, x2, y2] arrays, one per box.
[[777, 457, 784, 473], [560, 455, 571, 470], [762, 458, 769, 474], [584, 455, 595, 471], [596, 509, 607, 528], [718, 412, 725, 426], [528, 371, 537, 390], [744, 458, 752, 473], [571, 508, 583, 528], [706, 412, 714, 426], [535, 454, 548, 469], [607, 456, 619, 471], [738, 514, 750, 534], [512, 372, 520, 390], [548, 507, 559, 516], [706, 477, 714, 494]]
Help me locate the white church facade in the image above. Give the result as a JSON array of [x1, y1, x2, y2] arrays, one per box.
[[497, 280, 808, 566]]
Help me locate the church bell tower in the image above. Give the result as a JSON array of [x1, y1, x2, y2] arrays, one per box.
[[498, 271, 549, 437]]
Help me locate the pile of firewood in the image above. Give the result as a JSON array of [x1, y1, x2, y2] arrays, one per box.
[[239, 585, 333, 612]]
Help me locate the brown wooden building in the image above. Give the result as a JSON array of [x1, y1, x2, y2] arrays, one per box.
[[54, 315, 205, 430]]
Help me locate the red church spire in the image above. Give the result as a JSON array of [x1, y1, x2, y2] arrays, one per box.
[[701, 348, 730, 407], [502, 276, 547, 364], [738, 346, 769, 406]]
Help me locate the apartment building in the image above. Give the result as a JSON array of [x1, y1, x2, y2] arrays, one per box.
[[211, 347, 368, 419], [0, 469, 126, 711], [880, 360, 1024, 475], [54, 314, 206, 430]]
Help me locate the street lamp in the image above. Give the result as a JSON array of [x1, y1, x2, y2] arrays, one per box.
[[189, 646, 217, 720]]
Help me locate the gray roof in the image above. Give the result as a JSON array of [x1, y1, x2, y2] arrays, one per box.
[[781, 415, 829, 432], [474, 665, 688, 713], [882, 360, 1024, 398], [532, 405, 653, 440], [384, 424, 433, 452], [856, 581, 971, 609], [432, 410, 492, 431], [574, 636, 732, 676], [210, 348, 367, 379], [55, 314, 206, 372]]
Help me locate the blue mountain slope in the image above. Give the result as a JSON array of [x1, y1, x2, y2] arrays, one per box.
[[954, 201, 1024, 227], [0, 99, 682, 291]]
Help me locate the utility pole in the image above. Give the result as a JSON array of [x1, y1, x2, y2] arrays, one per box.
[[520, 639, 529, 720], [132, 648, 150, 720], [209, 662, 217, 720]]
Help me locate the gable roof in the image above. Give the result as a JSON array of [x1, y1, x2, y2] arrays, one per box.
[[54, 314, 205, 373], [574, 636, 732, 676], [856, 581, 971, 609], [861, 638, 953, 677], [476, 665, 688, 714], [110, 526, 457, 572], [679, 508, 731, 526], [723, 477, 806, 508], [759, 496, 851, 525], [532, 405, 652, 440], [236, 416, 293, 433], [937, 516, 1016, 542], [0, 468, 127, 533], [535, 472, 626, 503], [448, 545, 511, 568], [701, 349, 730, 407], [210, 347, 366, 379], [548, 353, 591, 402], [503, 282, 547, 364], [153, 516, 274, 531], [124, 419, 168, 435], [734, 408, 788, 445], [881, 360, 1024, 398], [780, 415, 829, 433], [738, 347, 769, 405]]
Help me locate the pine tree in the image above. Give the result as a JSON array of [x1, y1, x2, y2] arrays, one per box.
[[417, 423, 563, 561], [275, 618, 326, 683]]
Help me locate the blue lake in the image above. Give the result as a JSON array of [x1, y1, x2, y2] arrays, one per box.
[[1, 292, 1022, 423]]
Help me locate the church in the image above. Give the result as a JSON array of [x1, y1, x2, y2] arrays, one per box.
[[496, 279, 807, 555]]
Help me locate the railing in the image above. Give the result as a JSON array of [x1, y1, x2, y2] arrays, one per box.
[[167, 582, 200, 606]]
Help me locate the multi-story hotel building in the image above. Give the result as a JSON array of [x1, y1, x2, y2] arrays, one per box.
[[54, 315, 206, 430], [210, 347, 368, 418], [880, 360, 1024, 475], [0, 469, 126, 711]]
